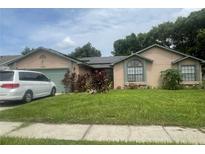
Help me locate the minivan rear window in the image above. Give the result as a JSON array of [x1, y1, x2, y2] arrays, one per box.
[[0, 71, 14, 81]]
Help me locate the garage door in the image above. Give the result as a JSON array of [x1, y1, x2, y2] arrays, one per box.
[[32, 69, 69, 93]]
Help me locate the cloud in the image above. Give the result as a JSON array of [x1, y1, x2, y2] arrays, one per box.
[[171, 8, 202, 20], [0, 8, 202, 55], [56, 36, 76, 49]]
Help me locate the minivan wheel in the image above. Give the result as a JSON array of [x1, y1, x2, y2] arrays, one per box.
[[50, 87, 56, 96], [23, 91, 33, 103]]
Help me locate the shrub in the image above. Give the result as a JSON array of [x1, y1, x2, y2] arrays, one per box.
[[89, 70, 110, 93], [62, 70, 77, 92], [161, 69, 182, 90], [182, 84, 201, 89], [76, 74, 90, 92], [116, 86, 122, 89], [125, 83, 149, 89], [201, 80, 205, 89]]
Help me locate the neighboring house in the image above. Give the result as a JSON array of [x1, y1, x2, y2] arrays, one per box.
[[0, 44, 204, 92]]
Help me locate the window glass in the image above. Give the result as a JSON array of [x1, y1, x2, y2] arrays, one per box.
[[19, 72, 49, 81], [36, 74, 49, 82], [0, 71, 14, 81], [127, 59, 144, 82], [181, 65, 196, 81]]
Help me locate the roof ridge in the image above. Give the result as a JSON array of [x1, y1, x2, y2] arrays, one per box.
[[136, 44, 205, 62]]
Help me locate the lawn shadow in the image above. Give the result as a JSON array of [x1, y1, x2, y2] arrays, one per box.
[[0, 101, 24, 107]]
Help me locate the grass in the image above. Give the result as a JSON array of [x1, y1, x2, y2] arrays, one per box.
[[0, 89, 205, 127], [0, 137, 184, 145]]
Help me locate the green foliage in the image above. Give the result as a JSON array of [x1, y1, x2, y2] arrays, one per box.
[[161, 69, 182, 90], [69, 42, 101, 58], [21, 47, 34, 55], [201, 80, 205, 89], [124, 83, 148, 89], [112, 9, 205, 60]]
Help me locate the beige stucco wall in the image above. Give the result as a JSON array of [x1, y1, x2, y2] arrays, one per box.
[[113, 62, 124, 89], [10, 50, 79, 74], [140, 47, 183, 87], [113, 47, 203, 88]]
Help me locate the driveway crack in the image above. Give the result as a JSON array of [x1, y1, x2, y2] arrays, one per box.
[[81, 124, 93, 140], [162, 126, 175, 143]]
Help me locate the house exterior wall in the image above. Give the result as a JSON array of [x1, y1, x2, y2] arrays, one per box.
[[113, 47, 203, 88], [113, 62, 124, 89], [139, 47, 183, 87], [9, 50, 79, 74]]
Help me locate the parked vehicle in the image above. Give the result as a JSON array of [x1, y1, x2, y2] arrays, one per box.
[[0, 70, 56, 103]]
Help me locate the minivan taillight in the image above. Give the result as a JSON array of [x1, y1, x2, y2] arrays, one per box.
[[0, 83, 20, 89]]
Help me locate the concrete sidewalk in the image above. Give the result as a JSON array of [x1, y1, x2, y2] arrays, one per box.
[[0, 121, 205, 144]]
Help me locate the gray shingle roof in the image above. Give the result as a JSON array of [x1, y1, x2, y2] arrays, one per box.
[[0, 55, 21, 65], [80, 56, 128, 64], [80, 56, 128, 68]]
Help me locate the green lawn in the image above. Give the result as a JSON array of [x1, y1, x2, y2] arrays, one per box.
[[0, 137, 180, 145], [0, 89, 205, 127]]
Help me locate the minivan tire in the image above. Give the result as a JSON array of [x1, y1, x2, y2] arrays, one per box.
[[23, 91, 33, 103], [50, 87, 56, 96]]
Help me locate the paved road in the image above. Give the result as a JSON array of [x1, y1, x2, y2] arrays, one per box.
[[0, 121, 205, 144]]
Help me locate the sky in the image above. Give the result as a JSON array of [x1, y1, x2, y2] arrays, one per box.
[[0, 8, 202, 56]]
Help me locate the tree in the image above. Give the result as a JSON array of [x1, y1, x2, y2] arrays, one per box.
[[69, 42, 101, 58], [196, 29, 205, 59], [21, 47, 34, 55], [112, 9, 205, 60]]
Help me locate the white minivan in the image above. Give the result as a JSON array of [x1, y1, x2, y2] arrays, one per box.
[[0, 70, 56, 103]]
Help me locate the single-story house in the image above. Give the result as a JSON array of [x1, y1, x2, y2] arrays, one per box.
[[1, 44, 204, 92]]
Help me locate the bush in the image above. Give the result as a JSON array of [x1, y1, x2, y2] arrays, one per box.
[[62, 70, 111, 93], [76, 74, 90, 92], [201, 80, 205, 89], [89, 70, 110, 93], [62, 70, 77, 92], [161, 69, 182, 90]]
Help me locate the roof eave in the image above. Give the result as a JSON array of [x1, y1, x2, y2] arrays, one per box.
[[172, 56, 205, 64], [111, 54, 153, 66], [3, 47, 83, 66], [137, 44, 205, 62]]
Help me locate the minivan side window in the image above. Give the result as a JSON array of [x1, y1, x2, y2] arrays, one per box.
[[19, 72, 49, 82], [36, 74, 50, 82], [19, 72, 36, 81]]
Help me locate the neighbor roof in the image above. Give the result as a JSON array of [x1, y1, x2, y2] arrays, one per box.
[[136, 44, 205, 63], [1, 47, 84, 66], [0, 55, 21, 65]]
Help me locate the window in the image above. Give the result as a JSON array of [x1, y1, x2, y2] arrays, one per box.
[[19, 72, 37, 81], [36, 74, 49, 82], [0, 71, 14, 81], [127, 59, 144, 82], [181, 65, 196, 81], [19, 72, 49, 82]]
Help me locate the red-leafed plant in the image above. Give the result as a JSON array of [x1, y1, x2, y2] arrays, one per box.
[[90, 70, 110, 93]]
